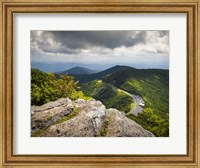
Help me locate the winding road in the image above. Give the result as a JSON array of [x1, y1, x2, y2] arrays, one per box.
[[107, 83, 144, 115]]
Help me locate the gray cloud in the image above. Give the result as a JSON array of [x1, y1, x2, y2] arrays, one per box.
[[31, 31, 169, 53], [158, 31, 168, 38], [31, 30, 169, 68], [50, 31, 146, 50]]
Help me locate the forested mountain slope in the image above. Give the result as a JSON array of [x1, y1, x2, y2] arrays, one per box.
[[80, 66, 169, 136]]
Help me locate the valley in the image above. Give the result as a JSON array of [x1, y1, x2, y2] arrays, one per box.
[[31, 65, 169, 137]]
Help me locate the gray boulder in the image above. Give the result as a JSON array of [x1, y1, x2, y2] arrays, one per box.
[[32, 98, 71, 112], [105, 109, 154, 137], [31, 98, 73, 134], [32, 98, 154, 137], [40, 99, 106, 137]]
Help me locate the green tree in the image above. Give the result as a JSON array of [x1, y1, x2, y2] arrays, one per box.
[[31, 69, 89, 105]]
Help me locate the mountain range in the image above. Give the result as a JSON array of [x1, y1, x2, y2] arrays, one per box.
[[59, 66, 99, 75], [61, 65, 133, 83], [74, 65, 169, 136], [32, 61, 169, 73], [32, 61, 112, 72], [31, 64, 169, 137]]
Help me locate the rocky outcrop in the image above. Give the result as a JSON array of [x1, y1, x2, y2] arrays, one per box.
[[31, 98, 73, 134], [31, 98, 154, 137], [40, 99, 106, 137], [105, 109, 154, 137], [31, 98, 72, 112]]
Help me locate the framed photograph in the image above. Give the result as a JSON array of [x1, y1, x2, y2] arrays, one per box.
[[0, 0, 199, 167]]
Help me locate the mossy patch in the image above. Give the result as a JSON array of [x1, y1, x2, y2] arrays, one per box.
[[54, 106, 79, 125], [99, 117, 110, 136]]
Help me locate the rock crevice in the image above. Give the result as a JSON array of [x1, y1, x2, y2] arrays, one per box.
[[31, 98, 155, 137]]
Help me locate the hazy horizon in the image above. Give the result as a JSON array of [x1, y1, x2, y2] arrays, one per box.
[[32, 61, 169, 73]]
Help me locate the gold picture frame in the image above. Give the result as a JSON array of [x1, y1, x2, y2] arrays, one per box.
[[0, 0, 199, 167]]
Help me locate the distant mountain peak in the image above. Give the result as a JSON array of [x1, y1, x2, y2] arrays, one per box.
[[61, 66, 99, 75], [113, 65, 136, 69], [71, 66, 81, 69], [114, 65, 127, 67]]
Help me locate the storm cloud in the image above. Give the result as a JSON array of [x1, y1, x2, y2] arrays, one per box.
[[49, 31, 147, 50], [31, 30, 169, 69]]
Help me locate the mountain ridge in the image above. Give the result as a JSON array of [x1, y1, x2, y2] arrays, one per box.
[[31, 66, 169, 137], [32, 61, 111, 72], [80, 66, 169, 136], [60, 66, 99, 75], [71, 65, 134, 83]]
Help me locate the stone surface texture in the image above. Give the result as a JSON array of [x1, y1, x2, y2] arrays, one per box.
[[105, 109, 154, 137], [31, 98, 154, 137]]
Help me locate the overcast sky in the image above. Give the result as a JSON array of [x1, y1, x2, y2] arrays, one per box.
[[31, 30, 169, 69]]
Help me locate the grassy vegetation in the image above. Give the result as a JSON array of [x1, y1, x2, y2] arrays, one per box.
[[100, 117, 110, 136], [104, 68, 169, 136], [32, 126, 49, 137], [81, 80, 134, 113], [54, 105, 79, 125]]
